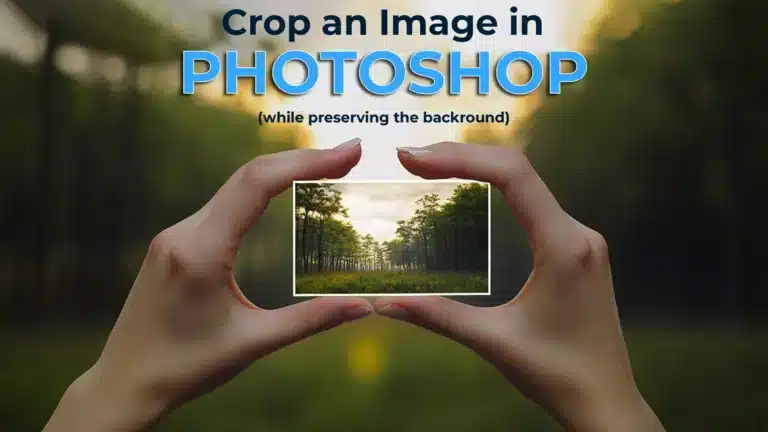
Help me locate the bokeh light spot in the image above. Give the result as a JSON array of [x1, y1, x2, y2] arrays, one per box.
[[347, 337, 384, 383]]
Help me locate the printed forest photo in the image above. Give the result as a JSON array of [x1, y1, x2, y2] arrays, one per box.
[[294, 181, 490, 295]]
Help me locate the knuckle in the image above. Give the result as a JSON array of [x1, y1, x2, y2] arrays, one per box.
[[286, 313, 330, 344], [500, 146, 531, 173], [241, 157, 271, 188], [148, 229, 177, 261], [585, 228, 610, 262], [303, 313, 329, 335], [148, 229, 199, 279], [553, 226, 609, 273], [563, 236, 595, 269]]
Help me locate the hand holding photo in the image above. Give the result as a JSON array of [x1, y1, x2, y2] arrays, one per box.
[[293, 180, 491, 296]]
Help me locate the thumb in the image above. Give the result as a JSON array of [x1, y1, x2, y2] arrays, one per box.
[[374, 297, 492, 353], [255, 297, 373, 352]]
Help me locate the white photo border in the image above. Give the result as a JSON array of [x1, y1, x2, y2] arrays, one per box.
[[292, 179, 492, 297]]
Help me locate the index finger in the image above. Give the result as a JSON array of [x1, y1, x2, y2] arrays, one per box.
[[200, 138, 362, 244], [396, 142, 572, 253]]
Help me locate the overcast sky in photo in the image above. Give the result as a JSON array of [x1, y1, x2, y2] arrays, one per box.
[[330, 182, 465, 243]]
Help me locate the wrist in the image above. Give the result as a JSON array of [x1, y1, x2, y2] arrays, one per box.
[[44, 365, 167, 432], [561, 385, 664, 432]]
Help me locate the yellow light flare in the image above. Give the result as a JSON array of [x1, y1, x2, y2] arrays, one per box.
[[347, 337, 384, 383]]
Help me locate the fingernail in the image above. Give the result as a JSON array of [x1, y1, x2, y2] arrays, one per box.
[[335, 138, 361, 151], [343, 305, 373, 322], [397, 147, 431, 157], [376, 303, 409, 320]]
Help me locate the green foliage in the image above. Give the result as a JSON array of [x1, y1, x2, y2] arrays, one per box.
[[0, 56, 297, 320], [12, 0, 198, 64], [295, 272, 488, 295], [387, 183, 488, 274], [295, 184, 352, 273], [512, 0, 768, 318]]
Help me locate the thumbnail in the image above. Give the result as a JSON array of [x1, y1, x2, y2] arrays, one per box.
[[293, 180, 491, 296]]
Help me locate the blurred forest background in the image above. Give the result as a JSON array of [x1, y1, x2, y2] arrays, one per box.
[[1, 0, 766, 431]]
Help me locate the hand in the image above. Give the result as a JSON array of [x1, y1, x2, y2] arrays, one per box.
[[43, 140, 372, 432], [377, 142, 665, 432]]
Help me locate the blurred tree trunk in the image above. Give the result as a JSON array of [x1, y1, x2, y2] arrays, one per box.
[[721, 101, 746, 320], [30, 18, 61, 321], [719, 1, 748, 322], [70, 54, 111, 319], [104, 63, 142, 316], [317, 218, 325, 272]]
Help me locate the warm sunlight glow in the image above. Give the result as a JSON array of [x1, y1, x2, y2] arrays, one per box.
[[347, 337, 383, 382]]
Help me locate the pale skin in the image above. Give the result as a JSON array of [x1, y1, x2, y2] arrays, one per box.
[[43, 140, 664, 432]]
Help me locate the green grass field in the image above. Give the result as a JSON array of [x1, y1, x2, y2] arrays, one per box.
[[295, 271, 489, 295], [2, 319, 764, 431]]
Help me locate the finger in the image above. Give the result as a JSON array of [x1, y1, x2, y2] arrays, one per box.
[[202, 139, 362, 244], [252, 297, 373, 352], [396, 142, 574, 254], [373, 296, 492, 354]]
